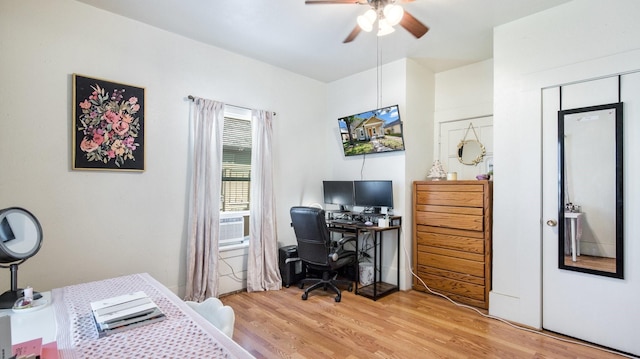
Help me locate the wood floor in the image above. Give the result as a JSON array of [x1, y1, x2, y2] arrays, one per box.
[[564, 254, 616, 273], [221, 286, 626, 359]]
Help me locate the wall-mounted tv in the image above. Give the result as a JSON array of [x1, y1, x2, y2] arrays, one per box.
[[338, 105, 405, 157]]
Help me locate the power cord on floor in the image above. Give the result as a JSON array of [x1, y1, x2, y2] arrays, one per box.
[[399, 229, 638, 359]]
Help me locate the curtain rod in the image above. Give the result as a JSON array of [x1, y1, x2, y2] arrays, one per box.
[[187, 95, 276, 116]]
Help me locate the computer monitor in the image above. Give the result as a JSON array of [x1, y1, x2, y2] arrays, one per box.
[[354, 180, 393, 213], [322, 181, 354, 211]]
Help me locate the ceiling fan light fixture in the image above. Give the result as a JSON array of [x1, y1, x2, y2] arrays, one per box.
[[383, 4, 404, 26], [377, 18, 395, 36], [357, 9, 376, 32]]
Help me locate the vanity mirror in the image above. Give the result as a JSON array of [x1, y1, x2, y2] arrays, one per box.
[[558, 102, 623, 278], [457, 123, 486, 165], [0, 207, 44, 308]]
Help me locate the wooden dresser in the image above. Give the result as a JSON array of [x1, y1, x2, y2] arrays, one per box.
[[412, 180, 493, 309]]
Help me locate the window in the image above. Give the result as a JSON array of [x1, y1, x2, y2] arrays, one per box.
[[218, 107, 252, 251], [221, 108, 252, 212]]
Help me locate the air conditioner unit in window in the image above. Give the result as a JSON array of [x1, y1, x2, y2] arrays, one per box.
[[219, 216, 246, 246]]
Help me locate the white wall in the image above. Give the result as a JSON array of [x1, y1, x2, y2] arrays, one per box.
[[492, 0, 640, 336], [433, 60, 493, 180], [434, 59, 493, 123], [0, 0, 326, 296], [218, 247, 249, 294], [403, 59, 435, 288]]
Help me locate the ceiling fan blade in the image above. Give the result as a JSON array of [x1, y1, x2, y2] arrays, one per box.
[[343, 25, 362, 43], [399, 10, 429, 39], [305, 0, 368, 4]]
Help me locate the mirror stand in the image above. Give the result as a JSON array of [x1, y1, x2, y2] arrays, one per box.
[[0, 263, 42, 309]]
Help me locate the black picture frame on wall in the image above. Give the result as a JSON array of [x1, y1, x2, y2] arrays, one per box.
[[72, 74, 145, 171]]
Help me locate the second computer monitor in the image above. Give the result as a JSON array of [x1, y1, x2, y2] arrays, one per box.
[[354, 180, 393, 213]]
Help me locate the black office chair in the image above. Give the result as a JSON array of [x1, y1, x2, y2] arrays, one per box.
[[289, 206, 356, 302]]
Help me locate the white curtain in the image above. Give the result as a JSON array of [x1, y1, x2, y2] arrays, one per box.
[[185, 98, 224, 301], [247, 109, 282, 292]]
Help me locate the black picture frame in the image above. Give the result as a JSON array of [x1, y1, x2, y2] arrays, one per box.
[[72, 74, 145, 171]]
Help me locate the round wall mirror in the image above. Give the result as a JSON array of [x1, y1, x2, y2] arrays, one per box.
[[457, 139, 486, 166]]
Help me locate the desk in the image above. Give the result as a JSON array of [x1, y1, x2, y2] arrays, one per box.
[[327, 216, 402, 301], [3, 273, 253, 358]]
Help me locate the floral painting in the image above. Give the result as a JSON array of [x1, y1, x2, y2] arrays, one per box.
[[72, 74, 145, 171]]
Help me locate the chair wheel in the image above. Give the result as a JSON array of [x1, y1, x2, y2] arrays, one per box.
[[302, 293, 308, 300], [284, 284, 290, 288], [298, 283, 304, 289], [335, 296, 341, 302], [348, 284, 353, 292]]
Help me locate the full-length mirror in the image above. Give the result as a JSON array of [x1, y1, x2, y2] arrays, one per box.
[[558, 102, 623, 278]]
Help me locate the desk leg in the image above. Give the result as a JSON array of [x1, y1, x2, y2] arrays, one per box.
[[570, 218, 577, 262], [373, 231, 379, 300], [396, 227, 400, 292], [355, 228, 360, 295]]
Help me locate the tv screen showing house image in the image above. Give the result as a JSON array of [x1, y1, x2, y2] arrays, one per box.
[[338, 105, 405, 156]]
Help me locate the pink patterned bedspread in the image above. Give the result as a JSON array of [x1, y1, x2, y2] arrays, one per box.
[[51, 273, 253, 359]]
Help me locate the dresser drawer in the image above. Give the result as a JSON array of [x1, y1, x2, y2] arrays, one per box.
[[416, 230, 484, 255], [416, 251, 485, 278], [415, 210, 483, 231], [415, 264, 485, 286], [414, 271, 485, 301], [415, 188, 484, 207]]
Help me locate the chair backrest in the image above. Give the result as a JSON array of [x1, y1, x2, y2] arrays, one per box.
[[290, 206, 332, 267]]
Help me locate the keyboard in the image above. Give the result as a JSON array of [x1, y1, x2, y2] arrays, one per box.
[[330, 219, 358, 225]]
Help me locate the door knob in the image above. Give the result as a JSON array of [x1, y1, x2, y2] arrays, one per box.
[[546, 219, 557, 227]]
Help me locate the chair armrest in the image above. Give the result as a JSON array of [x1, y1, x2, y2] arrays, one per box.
[[336, 235, 356, 246]]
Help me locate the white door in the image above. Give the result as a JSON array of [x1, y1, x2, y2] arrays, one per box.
[[542, 75, 640, 356], [438, 116, 493, 180]]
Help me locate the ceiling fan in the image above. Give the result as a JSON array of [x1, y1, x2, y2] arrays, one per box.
[[305, 0, 429, 43]]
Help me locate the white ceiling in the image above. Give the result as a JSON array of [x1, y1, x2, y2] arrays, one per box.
[[76, 0, 570, 83]]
